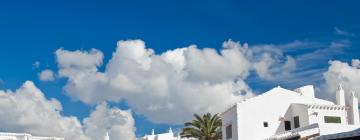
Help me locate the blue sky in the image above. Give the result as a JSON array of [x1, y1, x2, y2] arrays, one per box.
[[0, 0, 359, 137]]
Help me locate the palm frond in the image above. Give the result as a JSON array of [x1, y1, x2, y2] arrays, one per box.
[[181, 113, 222, 140]]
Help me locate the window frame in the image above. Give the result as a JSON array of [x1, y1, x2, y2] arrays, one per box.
[[263, 122, 268, 127], [284, 121, 291, 131], [294, 116, 300, 128], [324, 116, 341, 123], [226, 124, 232, 139]]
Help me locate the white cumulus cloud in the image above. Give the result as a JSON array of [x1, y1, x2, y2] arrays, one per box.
[[55, 39, 296, 124], [0, 81, 136, 140], [83, 103, 136, 140], [321, 59, 360, 102], [38, 69, 55, 81]]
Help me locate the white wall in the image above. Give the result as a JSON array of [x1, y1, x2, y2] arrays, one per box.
[[220, 86, 360, 140], [138, 132, 193, 140], [294, 85, 315, 98], [308, 107, 348, 125], [0, 133, 64, 140], [0, 133, 30, 140], [220, 104, 238, 140], [0, 136, 16, 140], [155, 133, 174, 140], [318, 123, 359, 135], [221, 86, 336, 140], [288, 104, 310, 130]]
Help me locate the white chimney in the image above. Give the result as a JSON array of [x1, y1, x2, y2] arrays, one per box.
[[351, 91, 360, 125], [336, 83, 346, 106], [104, 132, 109, 140]]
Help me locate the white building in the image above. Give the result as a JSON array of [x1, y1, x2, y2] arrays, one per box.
[[221, 84, 360, 140], [0, 132, 64, 140], [137, 128, 196, 140], [104, 132, 109, 140]]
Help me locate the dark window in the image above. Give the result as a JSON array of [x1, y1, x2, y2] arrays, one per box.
[[285, 121, 291, 131], [324, 116, 341, 123], [263, 122, 268, 127], [294, 116, 300, 128], [226, 125, 232, 139]]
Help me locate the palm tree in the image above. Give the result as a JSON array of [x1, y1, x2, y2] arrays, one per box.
[[181, 113, 222, 140]]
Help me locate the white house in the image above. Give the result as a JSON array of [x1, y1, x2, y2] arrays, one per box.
[[220, 84, 360, 140], [137, 128, 196, 140], [0, 132, 64, 140]]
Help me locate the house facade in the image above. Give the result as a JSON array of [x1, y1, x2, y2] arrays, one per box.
[[220, 85, 360, 140]]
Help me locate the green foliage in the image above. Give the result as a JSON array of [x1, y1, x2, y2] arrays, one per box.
[[181, 113, 222, 140]]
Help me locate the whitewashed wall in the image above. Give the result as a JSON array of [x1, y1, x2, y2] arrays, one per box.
[[221, 104, 238, 140], [221, 86, 336, 140]]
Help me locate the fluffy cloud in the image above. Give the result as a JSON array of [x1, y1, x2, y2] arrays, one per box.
[[56, 48, 104, 78], [83, 103, 136, 140], [0, 81, 136, 140], [55, 39, 295, 124], [352, 59, 360, 68], [182, 44, 250, 83], [0, 81, 88, 140], [322, 59, 360, 101], [241, 42, 296, 80], [38, 69, 55, 81]]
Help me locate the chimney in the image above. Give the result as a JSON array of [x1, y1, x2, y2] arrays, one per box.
[[104, 132, 110, 140], [351, 91, 360, 125], [336, 83, 346, 106]]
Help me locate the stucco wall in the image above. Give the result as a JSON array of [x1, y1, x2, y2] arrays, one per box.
[[221, 86, 336, 140], [288, 104, 310, 130], [221, 104, 238, 140], [318, 123, 359, 135], [155, 133, 174, 140], [308, 107, 348, 125]]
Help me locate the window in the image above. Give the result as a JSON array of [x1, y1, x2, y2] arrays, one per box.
[[226, 124, 232, 139], [285, 121, 291, 131], [324, 116, 341, 123], [294, 116, 300, 128], [263, 122, 268, 127]]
